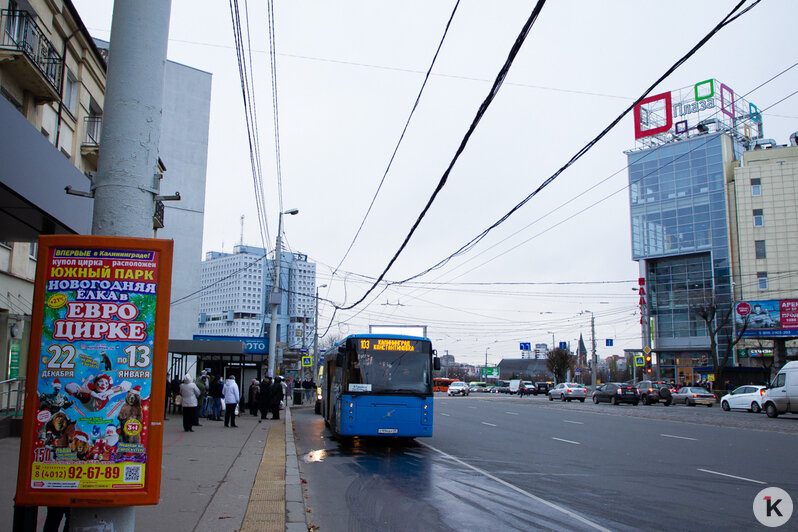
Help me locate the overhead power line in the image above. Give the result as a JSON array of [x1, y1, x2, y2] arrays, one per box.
[[391, 0, 762, 286], [332, 0, 462, 279], [334, 0, 550, 311]]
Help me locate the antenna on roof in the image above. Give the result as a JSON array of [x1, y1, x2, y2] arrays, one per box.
[[240, 214, 245, 246]]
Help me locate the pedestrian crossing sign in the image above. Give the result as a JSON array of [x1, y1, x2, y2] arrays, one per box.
[[301, 356, 312, 367]]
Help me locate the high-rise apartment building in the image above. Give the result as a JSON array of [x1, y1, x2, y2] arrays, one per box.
[[199, 245, 317, 351]]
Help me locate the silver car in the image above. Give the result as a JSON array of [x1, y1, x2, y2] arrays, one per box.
[[447, 381, 470, 396], [547, 383, 587, 402]]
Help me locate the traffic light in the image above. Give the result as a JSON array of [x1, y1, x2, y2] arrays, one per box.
[[644, 355, 652, 374]]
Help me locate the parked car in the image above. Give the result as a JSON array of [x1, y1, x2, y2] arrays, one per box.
[[548, 383, 587, 402], [672, 386, 715, 407], [533, 381, 554, 395], [447, 381, 470, 396], [637, 380, 674, 406], [720, 385, 766, 413], [592, 383, 639, 405], [762, 361, 798, 418]]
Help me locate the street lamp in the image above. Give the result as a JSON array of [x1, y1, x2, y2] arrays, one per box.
[[583, 310, 597, 387], [484, 347, 490, 379], [267, 208, 299, 378], [312, 283, 328, 381]]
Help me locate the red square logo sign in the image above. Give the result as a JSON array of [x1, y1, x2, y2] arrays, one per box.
[[634, 92, 673, 139]]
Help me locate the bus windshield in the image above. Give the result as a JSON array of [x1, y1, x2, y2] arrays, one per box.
[[348, 337, 431, 394]]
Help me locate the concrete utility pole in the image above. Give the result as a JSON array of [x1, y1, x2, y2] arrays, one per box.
[[73, 2, 172, 531], [91, 1, 172, 238], [267, 209, 298, 378], [591, 312, 597, 387], [312, 284, 327, 382]]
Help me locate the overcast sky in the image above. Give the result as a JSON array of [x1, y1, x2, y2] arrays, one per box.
[[72, 1, 797, 366]]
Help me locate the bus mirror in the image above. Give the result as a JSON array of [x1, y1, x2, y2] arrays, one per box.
[[433, 357, 441, 371], [335, 353, 344, 367]]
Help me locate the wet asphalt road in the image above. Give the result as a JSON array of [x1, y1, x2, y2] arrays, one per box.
[[292, 394, 798, 531]]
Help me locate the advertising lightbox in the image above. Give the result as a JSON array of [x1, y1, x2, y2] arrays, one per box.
[[735, 299, 798, 338], [15, 235, 173, 507]]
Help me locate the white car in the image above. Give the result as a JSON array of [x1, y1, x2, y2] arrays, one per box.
[[447, 381, 470, 396], [720, 385, 767, 413]]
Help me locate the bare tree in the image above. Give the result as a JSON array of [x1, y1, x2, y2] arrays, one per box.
[[546, 348, 574, 383], [692, 292, 748, 392], [319, 333, 344, 353]]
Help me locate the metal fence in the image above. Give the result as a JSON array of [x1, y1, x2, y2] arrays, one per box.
[[0, 377, 25, 417], [84, 115, 102, 146], [0, 9, 62, 92]]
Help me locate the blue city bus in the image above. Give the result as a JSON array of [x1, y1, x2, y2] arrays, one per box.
[[320, 334, 440, 438]]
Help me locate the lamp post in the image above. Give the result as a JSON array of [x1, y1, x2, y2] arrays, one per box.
[[584, 310, 597, 387], [484, 347, 490, 379], [267, 208, 299, 378], [312, 283, 327, 381]]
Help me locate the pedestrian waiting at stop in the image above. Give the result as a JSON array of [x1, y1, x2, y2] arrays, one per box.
[[259, 376, 273, 421], [247, 378, 260, 416], [270, 377, 284, 420], [223, 374, 240, 428], [302, 376, 315, 404]]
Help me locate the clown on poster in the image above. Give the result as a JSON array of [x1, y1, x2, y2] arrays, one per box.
[[29, 247, 159, 490]]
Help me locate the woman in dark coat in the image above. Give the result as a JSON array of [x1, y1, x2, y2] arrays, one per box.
[[259, 377, 273, 421], [269, 377, 284, 420], [247, 379, 260, 416]]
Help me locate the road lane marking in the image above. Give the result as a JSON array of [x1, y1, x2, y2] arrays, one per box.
[[481, 422, 497, 427], [661, 434, 696, 441], [698, 468, 766, 485], [552, 437, 580, 445], [419, 442, 610, 532], [468, 406, 477, 409], [563, 420, 583, 425], [505, 411, 519, 415], [440, 413, 450, 417]]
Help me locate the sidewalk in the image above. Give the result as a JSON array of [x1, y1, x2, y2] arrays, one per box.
[[0, 404, 308, 531]]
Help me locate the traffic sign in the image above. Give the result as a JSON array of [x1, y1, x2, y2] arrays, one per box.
[[520, 342, 531, 351], [635, 356, 645, 367], [482, 366, 499, 378], [605, 339, 614, 347], [559, 341, 567, 350], [301, 356, 312, 367]]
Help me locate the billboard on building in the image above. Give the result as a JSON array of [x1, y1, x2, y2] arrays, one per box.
[[15, 235, 173, 507], [634, 79, 761, 147], [735, 299, 798, 338]]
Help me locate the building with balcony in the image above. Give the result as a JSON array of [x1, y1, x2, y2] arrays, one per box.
[[0, 1, 212, 384], [0, 0, 103, 382]]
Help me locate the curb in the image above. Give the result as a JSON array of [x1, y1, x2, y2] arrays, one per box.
[[284, 405, 308, 532]]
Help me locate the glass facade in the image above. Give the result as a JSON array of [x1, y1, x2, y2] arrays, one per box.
[[648, 254, 712, 341], [628, 134, 739, 357]]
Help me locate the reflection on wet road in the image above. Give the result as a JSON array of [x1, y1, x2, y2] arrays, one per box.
[[293, 408, 620, 532]]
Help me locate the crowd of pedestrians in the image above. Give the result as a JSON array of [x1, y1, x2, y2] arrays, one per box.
[[165, 370, 306, 434]]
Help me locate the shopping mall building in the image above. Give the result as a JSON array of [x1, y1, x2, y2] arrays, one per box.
[[626, 79, 798, 384]]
